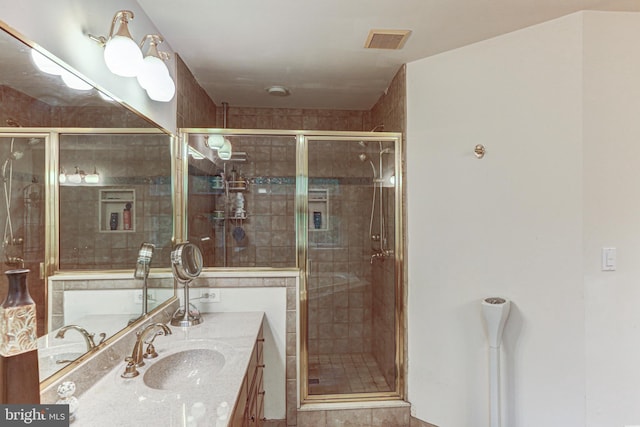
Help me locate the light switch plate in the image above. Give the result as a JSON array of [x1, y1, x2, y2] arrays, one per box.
[[602, 247, 616, 271]]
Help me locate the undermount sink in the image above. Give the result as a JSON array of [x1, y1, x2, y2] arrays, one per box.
[[143, 348, 226, 391]]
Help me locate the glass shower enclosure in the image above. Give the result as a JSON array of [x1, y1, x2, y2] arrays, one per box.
[[302, 135, 402, 402], [184, 129, 404, 403]]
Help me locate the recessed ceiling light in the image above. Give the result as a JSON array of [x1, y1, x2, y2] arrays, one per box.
[[266, 85, 290, 97]]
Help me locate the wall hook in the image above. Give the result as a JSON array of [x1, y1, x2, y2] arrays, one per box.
[[474, 144, 486, 159]]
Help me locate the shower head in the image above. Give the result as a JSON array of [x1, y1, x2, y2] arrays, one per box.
[[8, 151, 23, 161]]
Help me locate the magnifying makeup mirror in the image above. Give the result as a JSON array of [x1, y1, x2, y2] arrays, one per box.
[[134, 242, 155, 317], [170, 242, 203, 326]]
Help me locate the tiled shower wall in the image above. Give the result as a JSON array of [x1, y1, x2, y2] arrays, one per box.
[[58, 134, 173, 270], [307, 140, 375, 357], [192, 135, 298, 268]]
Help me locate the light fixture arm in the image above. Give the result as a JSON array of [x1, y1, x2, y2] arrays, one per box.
[[139, 34, 171, 61], [88, 10, 136, 47]]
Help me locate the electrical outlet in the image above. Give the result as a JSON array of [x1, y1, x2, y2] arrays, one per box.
[[201, 289, 221, 303], [133, 290, 143, 304]]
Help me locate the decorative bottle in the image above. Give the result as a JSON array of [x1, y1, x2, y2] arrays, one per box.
[[0, 268, 40, 404], [123, 202, 132, 230], [0, 269, 37, 356]]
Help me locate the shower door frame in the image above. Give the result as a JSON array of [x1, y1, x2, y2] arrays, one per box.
[[298, 132, 405, 404], [179, 128, 405, 404]]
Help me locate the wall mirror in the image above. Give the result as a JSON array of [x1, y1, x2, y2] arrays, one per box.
[[0, 24, 176, 382]]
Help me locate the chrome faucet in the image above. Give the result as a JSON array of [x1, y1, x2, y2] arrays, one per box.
[[121, 323, 171, 378], [55, 325, 106, 352]]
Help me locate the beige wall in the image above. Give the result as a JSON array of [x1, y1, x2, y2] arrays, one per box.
[[407, 12, 585, 426]]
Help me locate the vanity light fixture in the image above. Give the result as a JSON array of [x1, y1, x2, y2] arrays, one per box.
[[218, 138, 233, 161], [60, 70, 92, 91], [58, 168, 67, 184], [84, 166, 100, 184], [67, 167, 83, 185], [205, 135, 225, 150], [31, 49, 92, 91], [205, 135, 233, 161], [89, 11, 175, 102], [63, 166, 100, 185], [30, 49, 64, 76], [89, 10, 143, 77], [138, 35, 175, 102]]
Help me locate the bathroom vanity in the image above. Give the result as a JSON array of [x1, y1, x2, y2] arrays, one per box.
[[68, 312, 265, 427]]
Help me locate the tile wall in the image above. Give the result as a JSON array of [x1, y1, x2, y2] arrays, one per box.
[[58, 134, 173, 270]]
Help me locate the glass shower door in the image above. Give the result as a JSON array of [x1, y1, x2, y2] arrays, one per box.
[[0, 134, 47, 335], [305, 136, 399, 399]]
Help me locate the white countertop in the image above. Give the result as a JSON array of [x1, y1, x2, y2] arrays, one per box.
[[70, 312, 264, 427]]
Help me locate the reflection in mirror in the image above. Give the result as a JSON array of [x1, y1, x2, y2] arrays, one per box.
[[134, 242, 155, 318], [0, 25, 176, 383], [187, 133, 297, 268], [58, 133, 173, 270], [0, 135, 46, 335], [0, 27, 154, 128]]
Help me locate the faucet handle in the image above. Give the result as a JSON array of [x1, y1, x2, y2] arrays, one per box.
[[143, 343, 159, 359], [96, 332, 107, 346], [121, 357, 140, 378]]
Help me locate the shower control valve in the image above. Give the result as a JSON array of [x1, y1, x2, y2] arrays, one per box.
[[370, 249, 394, 264]]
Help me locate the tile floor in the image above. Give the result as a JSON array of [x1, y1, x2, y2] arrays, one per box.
[[308, 353, 392, 395]]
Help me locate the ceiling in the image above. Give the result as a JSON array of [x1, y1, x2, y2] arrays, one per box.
[[137, 0, 640, 111]]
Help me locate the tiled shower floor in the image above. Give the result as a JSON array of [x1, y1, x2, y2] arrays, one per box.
[[308, 353, 392, 395]]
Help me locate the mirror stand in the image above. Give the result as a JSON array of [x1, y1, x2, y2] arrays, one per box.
[[169, 243, 203, 327], [171, 282, 202, 327]]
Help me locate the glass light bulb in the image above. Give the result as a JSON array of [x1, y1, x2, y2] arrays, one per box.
[[60, 70, 92, 91], [30, 50, 64, 75], [84, 174, 100, 184], [206, 135, 225, 150], [104, 35, 143, 77], [67, 174, 82, 184], [146, 74, 175, 102], [218, 138, 232, 160], [136, 55, 169, 90]]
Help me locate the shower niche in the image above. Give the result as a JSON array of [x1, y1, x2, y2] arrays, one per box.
[[99, 189, 135, 232], [308, 189, 328, 231]]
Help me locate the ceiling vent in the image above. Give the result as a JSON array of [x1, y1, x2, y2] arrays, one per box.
[[364, 29, 412, 50]]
